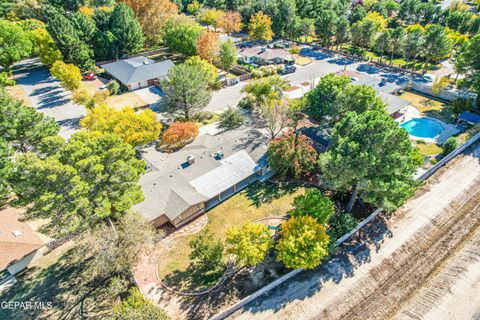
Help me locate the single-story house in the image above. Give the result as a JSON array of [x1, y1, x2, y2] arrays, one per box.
[[102, 57, 174, 91], [0, 207, 45, 285], [238, 46, 294, 66], [134, 126, 272, 228], [377, 91, 411, 120]]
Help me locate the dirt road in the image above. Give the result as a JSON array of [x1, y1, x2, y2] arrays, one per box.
[[231, 142, 480, 320]]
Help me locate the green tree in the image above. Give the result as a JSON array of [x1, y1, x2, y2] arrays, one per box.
[[319, 110, 422, 212], [248, 12, 274, 41], [189, 231, 225, 273], [305, 73, 350, 120], [242, 75, 289, 107], [164, 20, 203, 56], [110, 2, 145, 56], [218, 107, 245, 129], [160, 62, 212, 120], [0, 19, 32, 69], [388, 26, 405, 64], [375, 30, 391, 63], [456, 34, 480, 97], [327, 212, 358, 244], [226, 222, 274, 267], [114, 288, 170, 320], [335, 16, 351, 49], [403, 25, 424, 69], [276, 216, 330, 269], [335, 84, 386, 120], [267, 130, 317, 179], [218, 38, 238, 72], [50, 60, 82, 92], [422, 25, 453, 72], [46, 7, 93, 69], [185, 55, 218, 86], [10, 131, 145, 237], [315, 9, 338, 47], [291, 189, 334, 224], [0, 139, 13, 204], [0, 92, 59, 152]]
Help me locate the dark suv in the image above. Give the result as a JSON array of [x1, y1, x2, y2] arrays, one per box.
[[281, 65, 296, 75]]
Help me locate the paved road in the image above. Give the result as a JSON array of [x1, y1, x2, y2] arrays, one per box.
[[13, 52, 412, 134], [230, 142, 480, 320], [207, 49, 411, 113], [12, 58, 86, 139]]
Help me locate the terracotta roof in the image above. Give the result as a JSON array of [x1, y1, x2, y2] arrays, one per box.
[[0, 207, 44, 271]]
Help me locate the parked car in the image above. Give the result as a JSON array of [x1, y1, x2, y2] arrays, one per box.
[[83, 72, 97, 81], [281, 65, 296, 75]]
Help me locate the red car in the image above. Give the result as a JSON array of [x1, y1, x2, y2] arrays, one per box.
[[83, 72, 97, 80]]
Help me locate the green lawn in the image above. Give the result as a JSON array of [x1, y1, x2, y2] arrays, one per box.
[[158, 182, 309, 291], [400, 91, 455, 124], [416, 141, 443, 156]]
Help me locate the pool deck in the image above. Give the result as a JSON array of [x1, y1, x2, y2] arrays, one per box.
[[400, 106, 460, 145]]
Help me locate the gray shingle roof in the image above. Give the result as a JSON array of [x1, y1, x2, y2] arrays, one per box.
[[377, 92, 411, 114], [133, 126, 269, 223], [102, 57, 174, 86]]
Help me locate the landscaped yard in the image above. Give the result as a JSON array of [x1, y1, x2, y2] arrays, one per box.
[[400, 91, 455, 124], [415, 140, 443, 157], [157, 182, 310, 291], [106, 91, 148, 110]]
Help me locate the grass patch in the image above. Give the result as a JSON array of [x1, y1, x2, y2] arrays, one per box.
[[158, 182, 309, 291], [400, 91, 455, 124], [195, 113, 221, 127], [106, 91, 148, 110], [294, 55, 313, 66], [416, 141, 443, 156]]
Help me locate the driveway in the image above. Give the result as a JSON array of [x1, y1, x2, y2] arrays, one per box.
[[12, 58, 86, 139]]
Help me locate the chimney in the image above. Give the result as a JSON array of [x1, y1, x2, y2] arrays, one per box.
[[187, 155, 195, 164]]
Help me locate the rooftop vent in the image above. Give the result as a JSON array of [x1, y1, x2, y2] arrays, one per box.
[[187, 154, 196, 164], [12, 230, 23, 237], [214, 151, 224, 159], [143, 59, 151, 65]]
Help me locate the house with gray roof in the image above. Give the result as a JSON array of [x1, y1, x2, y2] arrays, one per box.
[[134, 126, 272, 228], [102, 57, 174, 91]]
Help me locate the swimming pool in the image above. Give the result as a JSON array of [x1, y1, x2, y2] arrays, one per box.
[[400, 118, 444, 139]]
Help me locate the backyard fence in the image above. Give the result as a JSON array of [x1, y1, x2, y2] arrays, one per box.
[[418, 131, 480, 181], [210, 134, 480, 320]]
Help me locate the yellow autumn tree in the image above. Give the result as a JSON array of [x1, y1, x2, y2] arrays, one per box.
[[248, 12, 274, 42], [219, 11, 242, 35], [124, 0, 178, 46], [276, 216, 330, 269], [50, 61, 82, 92], [80, 104, 162, 147]]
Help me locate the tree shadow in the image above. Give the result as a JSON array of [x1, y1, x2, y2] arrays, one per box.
[[162, 263, 226, 293], [244, 181, 300, 208], [0, 247, 114, 320]]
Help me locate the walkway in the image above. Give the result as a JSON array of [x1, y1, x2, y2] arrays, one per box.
[[133, 214, 208, 318]]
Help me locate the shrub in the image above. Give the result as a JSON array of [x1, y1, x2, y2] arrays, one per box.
[[189, 231, 224, 273], [226, 222, 273, 267], [161, 121, 199, 150], [290, 189, 334, 224], [276, 216, 330, 269], [442, 136, 459, 155], [267, 131, 317, 179], [252, 65, 283, 78], [237, 96, 253, 109], [289, 45, 300, 54], [107, 80, 120, 95], [451, 98, 472, 116], [326, 211, 358, 252], [218, 107, 245, 130]]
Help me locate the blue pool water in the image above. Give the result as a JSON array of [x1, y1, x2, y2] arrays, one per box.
[[400, 118, 443, 139]]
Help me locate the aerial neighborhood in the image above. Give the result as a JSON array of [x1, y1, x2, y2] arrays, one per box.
[[0, 0, 480, 319]]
